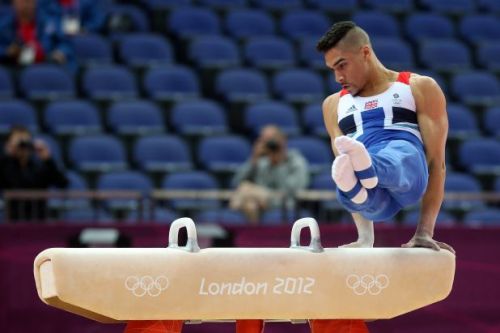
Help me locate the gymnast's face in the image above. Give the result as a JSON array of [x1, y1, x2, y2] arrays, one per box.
[[324, 44, 371, 96]]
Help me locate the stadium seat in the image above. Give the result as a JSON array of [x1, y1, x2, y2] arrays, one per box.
[[402, 210, 455, 226], [72, 34, 113, 66], [168, 7, 221, 38], [477, 42, 500, 73], [198, 0, 247, 9], [119, 33, 173, 67], [108, 4, 150, 33], [161, 171, 220, 210], [446, 104, 480, 140], [198, 136, 251, 172], [420, 0, 475, 15], [280, 10, 330, 41], [483, 107, 500, 137], [261, 208, 312, 225], [44, 100, 102, 136], [34, 134, 64, 166], [252, 0, 302, 12], [216, 69, 269, 102], [189, 36, 241, 68], [133, 135, 193, 172], [287, 136, 332, 173], [496, 177, 500, 192], [451, 72, 500, 106], [464, 209, 500, 227], [352, 11, 400, 38], [306, 0, 357, 13], [371, 38, 414, 71], [478, 0, 500, 12], [443, 172, 484, 211], [310, 171, 343, 211], [171, 100, 228, 136], [303, 103, 327, 137], [0, 100, 38, 134], [97, 171, 153, 210], [143, 66, 200, 101], [107, 100, 165, 136], [459, 15, 500, 45], [273, 69, 324, 103], [417, 70, 448, 94], [195, 209, 247, 225], [19, 65, 75, 100], [69, 135, 127, 172], [299, 39, 325, 69], [326, 75, 343, 93], [225, 9, 275, 39], [244, 37, 296, 70], [142, 0, 191, 10], [48, 171, 90, 211], [419, 40, 471, 73], [244, 102, 300, 136], [364, 0, 413, 13], [83, 66, 138, 100], [405, 13, 455, 43], [0, 67, 13, 98], [458, 139, 500, 175]]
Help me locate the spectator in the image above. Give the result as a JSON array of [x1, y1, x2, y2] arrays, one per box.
[[0, 125, 68, 222], [230, 125, 309, 224], [0, 0, 74, 67]]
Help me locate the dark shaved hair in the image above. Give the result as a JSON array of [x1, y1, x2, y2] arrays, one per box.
[[316, 21, 371, 53]]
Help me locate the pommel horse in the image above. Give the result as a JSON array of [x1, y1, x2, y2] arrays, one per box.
[[34, 217, 455, 332]]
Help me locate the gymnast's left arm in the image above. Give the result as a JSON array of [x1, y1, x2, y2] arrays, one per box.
[[404, 75, 455, 254]]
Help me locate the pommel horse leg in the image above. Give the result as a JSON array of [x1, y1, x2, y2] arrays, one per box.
[[124, 320, 264, 333], [310, 320, 368, 333]]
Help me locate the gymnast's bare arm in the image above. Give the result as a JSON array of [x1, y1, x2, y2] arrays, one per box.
[[322, 93, 374, 248], [404, 74, 455, 254]]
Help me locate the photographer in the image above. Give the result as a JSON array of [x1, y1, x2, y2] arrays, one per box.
[[0, 125, 68, 222], [230, 125, 309, 224]]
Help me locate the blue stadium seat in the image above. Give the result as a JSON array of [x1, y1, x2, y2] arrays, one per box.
[[216, 69, 269, 102], [49, 170, 90, 211], [405, 13, 455, 43], [195, 209, 247, 225], [496, 177, 500, 192], [143, 66, 200, 101], [69, 135, 127, 172], [402, 210, 455, 226], [371, 38, 414, 71], [299, 39, 325, 69], [225, 9, 275, 39], [352, 11, 400, 38], [133, 135, 193, 172], [287, 136, 331, 173], [171, 100, 228, 136], [198, 136, 251, 172], [244, 37, 296, 70], [451, 72, 500, 106], [364, 0, 413, 13], [162, 171, 220, 210], [143, 0, 191, 10], [306, 0, 357, 13], [273, 69, 324, 103], [477, 42, 500, 73], [35, 134, 64, 167], [189, 36, 241, 68], [198, 0, 247, 9], [0, 100, 38, 134], [420, 0, 475, 14], [0, 67, 13, 98], [72, 34, 113, 66], [420, 40, 471, 73], [168, 7, 220, 38], [447, 104, 480, 140], [417, 70, 448, 94], [326, 75, 342, 93], [44, 100, 102, 136], [310, 171, 342, 211], [458, 139, 500, 175], [443, 172, 484, 211], [464, 209, 500, 227], [108, 5, 150, 33], [119, 33, 173, 67], [148, 208, 179, 224], [20, 65, 75, 100], [483, 107, 500, 137], [459, 15, 500, 45], [252, 0, 302, 11], [107, 100, 165, 136], [244, 102, 300, 136], [83, 66, 138, 100], [97, 171, 153, 210], [280, 10, 330, 41], [261, 208, 312, 225], [478, 0, 500, 12], [303, 103, 327, 137]]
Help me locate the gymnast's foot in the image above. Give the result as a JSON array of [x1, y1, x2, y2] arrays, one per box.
[[334, 136, 378, 189], [332, 154, 367, 204]]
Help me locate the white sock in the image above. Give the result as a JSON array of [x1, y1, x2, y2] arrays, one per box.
[[334, 136, 378, 189], [331, 154, 367, 204]]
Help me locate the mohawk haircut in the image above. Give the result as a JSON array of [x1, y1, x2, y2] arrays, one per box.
[[316, 21, 370, 53]]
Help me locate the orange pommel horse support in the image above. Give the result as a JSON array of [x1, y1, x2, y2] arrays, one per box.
[[34, 218, 455, 333]]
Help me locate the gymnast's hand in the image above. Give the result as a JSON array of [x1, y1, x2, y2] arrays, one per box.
[[402, 234, 455, 254]]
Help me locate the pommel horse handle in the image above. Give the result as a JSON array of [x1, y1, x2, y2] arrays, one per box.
[[290, 218, 324, 253], [168, 218, 200, 253]]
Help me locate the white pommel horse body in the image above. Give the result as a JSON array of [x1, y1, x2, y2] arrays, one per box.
[[34, 218, 456, 324]]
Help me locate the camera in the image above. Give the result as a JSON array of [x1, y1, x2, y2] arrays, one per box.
[[265, 139, 281, 153], [17, 139, 34, 150]]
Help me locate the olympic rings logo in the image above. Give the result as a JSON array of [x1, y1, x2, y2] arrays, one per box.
[[125, 276, 169, 297], [346, 274, 389, 296]]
